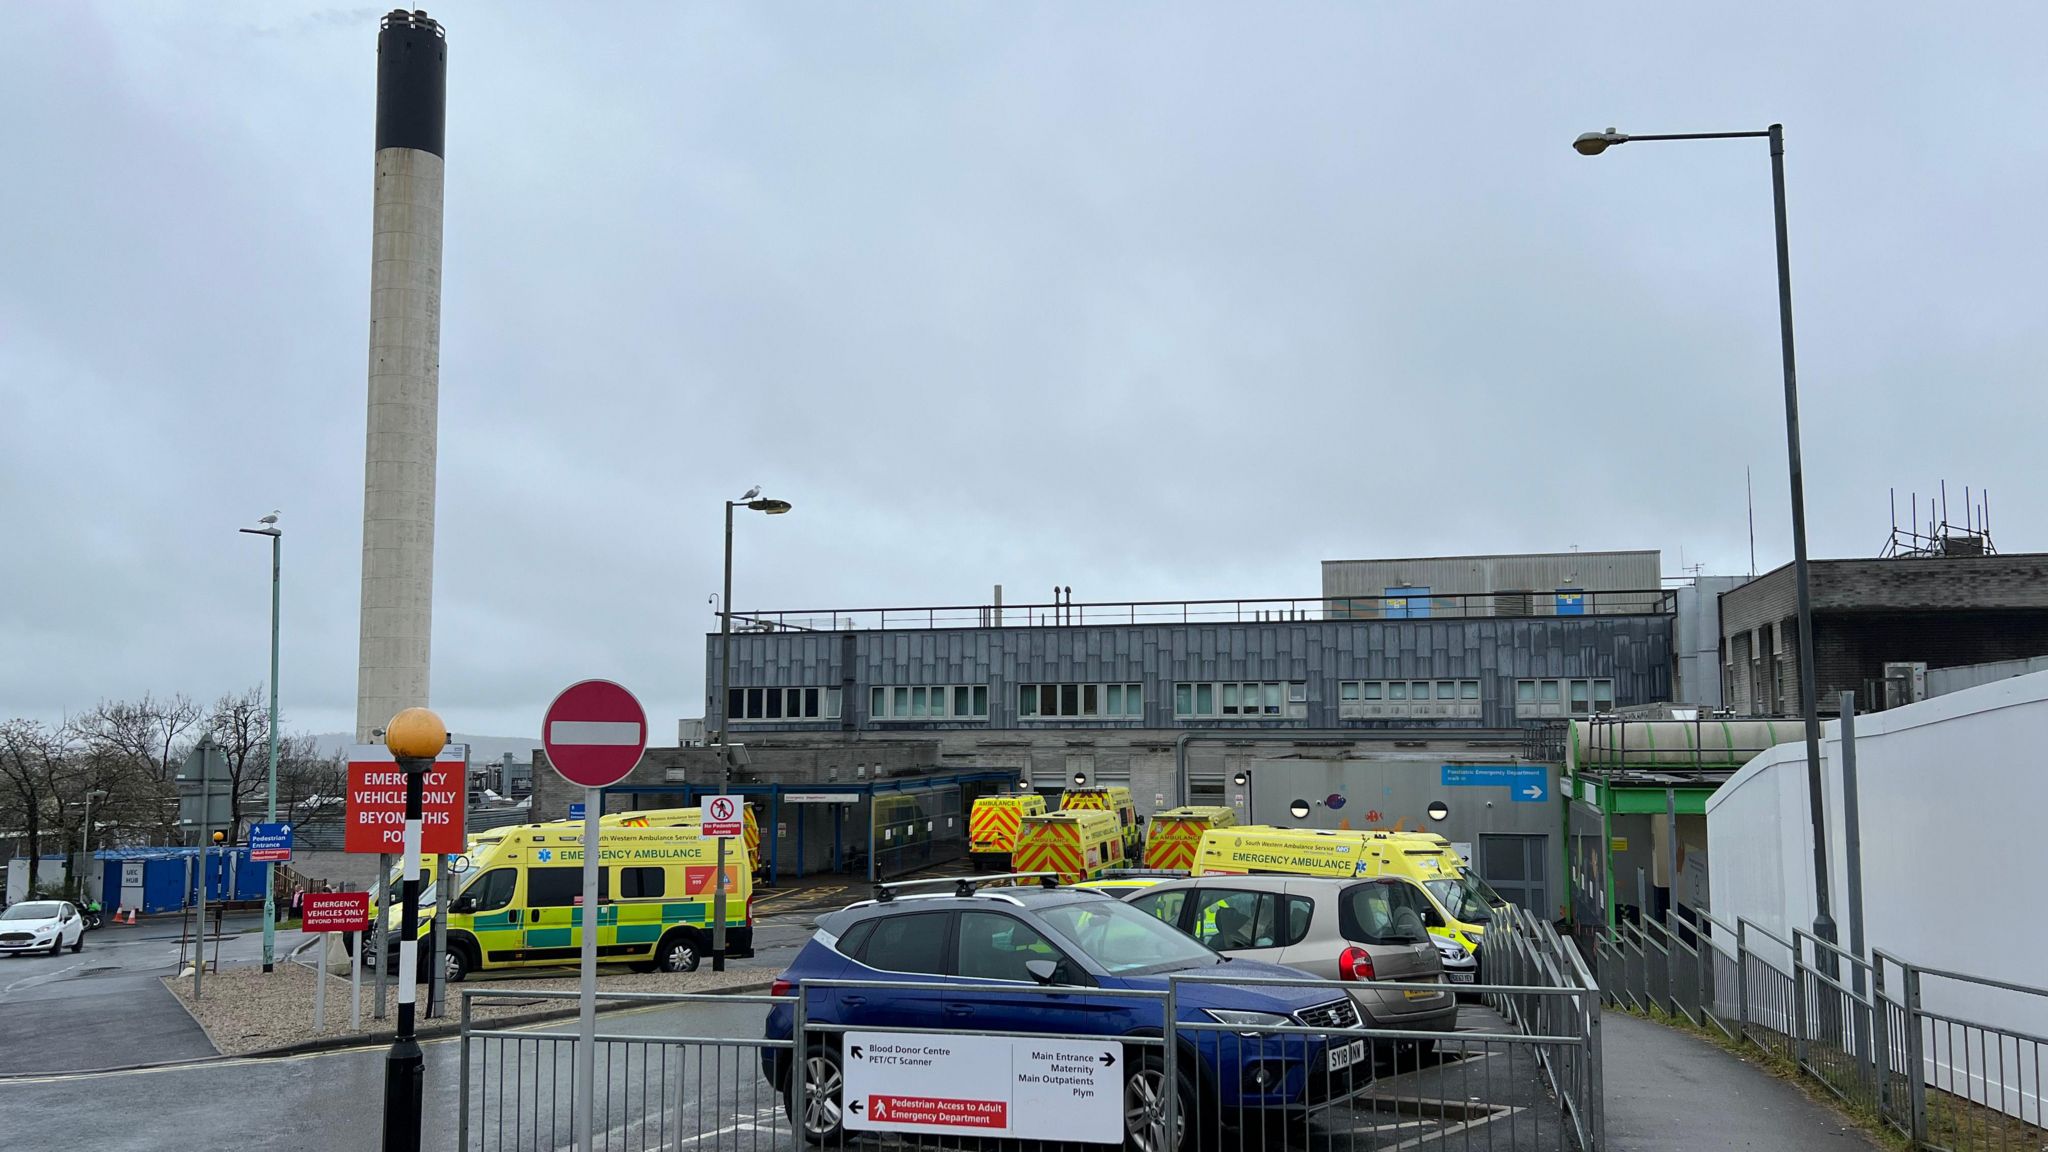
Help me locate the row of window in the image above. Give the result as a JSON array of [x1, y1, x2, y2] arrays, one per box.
[[872, 684, 990, 720], [727, 686, 843, 722], [727, 677, 1621, 722], [1341, 679, 1481, 703], [1173, 681, 1309, 718], [1514, 678, 1614, 717], [460, 865, 674, 913], [1017, 683, 1145, 718]]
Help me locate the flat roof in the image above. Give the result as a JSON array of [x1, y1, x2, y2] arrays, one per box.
[[1321, 549, 1658, 566]]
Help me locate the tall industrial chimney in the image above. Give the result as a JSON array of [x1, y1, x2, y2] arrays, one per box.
[[355, 10, 447, 741]]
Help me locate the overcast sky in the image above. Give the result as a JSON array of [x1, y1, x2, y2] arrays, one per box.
[[4, 2, 2042, 740]]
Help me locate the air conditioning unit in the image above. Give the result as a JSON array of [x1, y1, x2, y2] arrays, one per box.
[[1883, 662, 1928, 710]]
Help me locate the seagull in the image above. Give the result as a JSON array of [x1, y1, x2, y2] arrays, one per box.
[[259, 511, 279, 525], [739, 486, 761, 502]]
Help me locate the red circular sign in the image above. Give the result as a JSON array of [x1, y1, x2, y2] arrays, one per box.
[[708, 797, 736, 821], [542, 679, 648, 788]]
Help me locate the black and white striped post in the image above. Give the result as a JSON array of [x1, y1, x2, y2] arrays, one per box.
[[380, 707, 447, 1152]]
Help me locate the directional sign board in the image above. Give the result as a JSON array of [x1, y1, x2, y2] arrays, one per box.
[[346, 745, 469, 854], [248, 822, 293, 862], [301, 891, 371, 933], [702, 794, 744, 839], [1440, 764, 1549, 803], [568, 802, 586, 821], [842, 1031, 1120, 1142], [542, 679, 648, 789]]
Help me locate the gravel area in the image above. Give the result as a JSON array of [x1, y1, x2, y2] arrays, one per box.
[[164, 963, 769, 1057]]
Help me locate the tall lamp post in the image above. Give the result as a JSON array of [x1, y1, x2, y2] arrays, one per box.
[[715, 488, 791, 972], [1573, 123, 1836, 951], [380, 706, 446, 1152], [79, 788, 107, 902], [239, 512, 283, 972]]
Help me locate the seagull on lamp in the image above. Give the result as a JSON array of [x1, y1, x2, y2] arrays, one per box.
[[739, 486, 761, 502]]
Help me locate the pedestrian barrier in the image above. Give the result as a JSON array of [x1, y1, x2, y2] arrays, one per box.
[[458, 911, 1604, 1151], [1599, 914, 2048, 1152]]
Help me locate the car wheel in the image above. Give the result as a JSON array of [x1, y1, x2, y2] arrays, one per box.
[[444, 943, 472, 984], [49, 938, 63, 957], [70, 933, 83, 953], [1125, 1051, 1196, 1152], [782, 1043, 845, 1145], [657, 930, 703, 973]]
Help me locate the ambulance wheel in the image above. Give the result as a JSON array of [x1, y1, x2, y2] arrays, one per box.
[[658, 929, 704, 973], [444, 940, 475, 984]]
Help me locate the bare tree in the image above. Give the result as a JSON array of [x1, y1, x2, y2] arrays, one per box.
[[72, 693, 201, 845], [202, 689, 278, 839], [0, 720, 82, 893]]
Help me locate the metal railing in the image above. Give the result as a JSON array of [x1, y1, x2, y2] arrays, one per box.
[[1599, 915, 2048, 1152], [723, 588, 1680, 634], [459, 931, 1605, 1150]]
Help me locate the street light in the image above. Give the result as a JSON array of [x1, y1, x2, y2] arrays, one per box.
[[239, 512, 283, 972], [715, 488, 791, 972], [1574, 122, 1837, 952]]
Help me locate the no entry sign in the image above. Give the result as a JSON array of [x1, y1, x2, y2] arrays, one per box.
[[542, 679, 648, 789], [345, 745, 468, 855]]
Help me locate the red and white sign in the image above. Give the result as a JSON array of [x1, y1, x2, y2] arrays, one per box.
[[843, 1031, 1119, 1141], [301, 891, 371, 933], [702, 794, 744, 839], [345, 745, 468, 855], [541, 679, 648, 789]]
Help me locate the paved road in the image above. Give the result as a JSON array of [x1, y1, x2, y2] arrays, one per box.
[[0, 997, 772, 1152], [0, 915, 276, 1075]]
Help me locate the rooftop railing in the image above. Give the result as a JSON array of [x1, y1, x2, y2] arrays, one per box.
[[722, 587, 1679, 633]]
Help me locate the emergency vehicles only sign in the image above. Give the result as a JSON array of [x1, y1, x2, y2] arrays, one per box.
[[843, 1031, 1120, 1142], [344, 745, 468, 855]]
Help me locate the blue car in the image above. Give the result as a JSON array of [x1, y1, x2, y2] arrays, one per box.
[[762, 884, 1366, 1149]]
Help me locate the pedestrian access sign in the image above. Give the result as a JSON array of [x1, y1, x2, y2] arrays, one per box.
[[842, 1030, 1119, 1142], [248, 822, 292, 862], [1440, 764, 1549, 803]]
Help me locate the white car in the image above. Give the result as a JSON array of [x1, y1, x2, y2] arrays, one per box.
[[0, 900, 86, 955]]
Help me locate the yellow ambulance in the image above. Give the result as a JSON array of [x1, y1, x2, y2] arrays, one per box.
[[1059, 785, 1142, 859], [607, 805, 762, 877], [1192, 825, 1490, 954], [967, 793, 1048, 870], [1141, 805, 1237, 870], [371, 823, 753, 982], [1011, 810, 1125, 883]]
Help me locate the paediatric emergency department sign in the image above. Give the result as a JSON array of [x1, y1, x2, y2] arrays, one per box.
[[843, 1031, 1120, 1142], [345, 744, 468, 854]]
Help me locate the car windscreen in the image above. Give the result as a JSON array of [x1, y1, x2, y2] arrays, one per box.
[[1424, 877, 1494, 924], [2, 902, 61, 921], [1035, 898, 1220, 974]]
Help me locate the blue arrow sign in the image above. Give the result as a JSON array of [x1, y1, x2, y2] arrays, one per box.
[[248, 822, 292, 861], [1440, 765, 1549, 803]]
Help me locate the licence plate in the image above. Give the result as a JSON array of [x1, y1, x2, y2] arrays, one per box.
[[1403, 988, 1438, 1000], [1328, 1039, 1366, 1072], [1448, 970, 1475, 983]]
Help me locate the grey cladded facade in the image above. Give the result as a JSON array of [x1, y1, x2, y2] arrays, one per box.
[[708, 613, 1676, 735]]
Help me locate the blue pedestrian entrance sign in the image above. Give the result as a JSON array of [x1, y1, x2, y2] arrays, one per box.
[[1440, 765, 1549, 803], [248, 822, 293, 862], [569, 802, 586, 820]]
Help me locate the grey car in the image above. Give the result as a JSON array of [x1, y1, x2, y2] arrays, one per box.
[[1120, 875, 1458, 1050]]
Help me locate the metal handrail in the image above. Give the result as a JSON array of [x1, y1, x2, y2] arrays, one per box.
[[722, 587, 1681, 633]]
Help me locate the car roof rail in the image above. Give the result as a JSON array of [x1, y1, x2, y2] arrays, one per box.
[[871, 872, 1060, 903], [1095, 868, 1186, 879]]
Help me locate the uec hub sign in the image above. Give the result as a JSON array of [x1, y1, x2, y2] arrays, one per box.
[[345, 744, 468, 855]]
